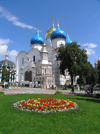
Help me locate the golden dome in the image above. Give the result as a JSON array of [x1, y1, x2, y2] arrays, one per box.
[[95, 61, 97, 65], [43, 39, 46, 47], [97, 58, 100, 63], [5, 54, 8, 57], [45, 24, 56, 39]]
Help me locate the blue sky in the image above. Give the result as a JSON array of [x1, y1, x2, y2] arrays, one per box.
[[0, 0, 100, 67]]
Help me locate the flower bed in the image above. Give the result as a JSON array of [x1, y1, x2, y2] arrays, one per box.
[[12, 98, 79, 113]]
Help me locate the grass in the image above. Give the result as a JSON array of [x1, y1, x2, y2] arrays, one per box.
[[0, 94, 100, 134]]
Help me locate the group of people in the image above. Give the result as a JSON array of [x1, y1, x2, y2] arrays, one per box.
[[2, 82, 9, 88], [85, 84, 94, 94]]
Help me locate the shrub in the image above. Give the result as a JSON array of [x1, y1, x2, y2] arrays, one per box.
[[0, 91, 5, 96], [54, 91, 63, 95], [94, 94, 100, 98]]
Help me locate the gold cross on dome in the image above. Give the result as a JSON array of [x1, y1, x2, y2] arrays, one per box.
[[37, 24, 39, 32], [51, 16, 56, 24], [57, 17, 60, 26], [66, 29, 69, 36]]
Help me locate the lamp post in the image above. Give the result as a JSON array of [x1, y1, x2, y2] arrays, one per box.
[[0, 67, 2, 86], [9, 69, 12, 86], [12, 71, 16, 86]]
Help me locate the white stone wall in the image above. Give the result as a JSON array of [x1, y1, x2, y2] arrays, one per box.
[[51, 38, 66, 49], [46, 37, 52, 46], [28, 48, 40, 63], [30, 44, 42, 51], [16, 51, 27, 82]]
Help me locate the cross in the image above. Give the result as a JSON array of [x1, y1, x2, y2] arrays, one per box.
[[37, 24, 39, 32], [57, 17, 60, 26], [51, 16, 56, 24], [66, 29, 69, 36]]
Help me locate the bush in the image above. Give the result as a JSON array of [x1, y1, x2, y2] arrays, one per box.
[[54, 91, 63, 95], [0, 91, 5, 96], [94, 94, 100, 98]]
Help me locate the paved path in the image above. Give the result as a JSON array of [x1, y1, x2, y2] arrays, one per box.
[[1, 86, 99, 95]]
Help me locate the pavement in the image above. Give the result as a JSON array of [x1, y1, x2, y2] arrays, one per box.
[[0, 86, 100, 95]]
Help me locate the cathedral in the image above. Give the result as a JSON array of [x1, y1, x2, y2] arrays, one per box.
[[16, 17, 77, 88]]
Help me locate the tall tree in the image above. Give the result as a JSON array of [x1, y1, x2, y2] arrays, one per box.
[[97, 62, 100, 83], [56, 42, 89, 86]]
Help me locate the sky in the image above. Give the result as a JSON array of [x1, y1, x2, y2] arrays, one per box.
[[0, 0, 100, 67]]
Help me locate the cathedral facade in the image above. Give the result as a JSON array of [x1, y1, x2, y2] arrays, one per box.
[[16, 18, 77, 87]]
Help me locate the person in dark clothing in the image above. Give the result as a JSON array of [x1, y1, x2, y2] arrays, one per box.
[[64, 84, 67, 90], [90, 84, 94, 94], [71, 85, 74, 93]]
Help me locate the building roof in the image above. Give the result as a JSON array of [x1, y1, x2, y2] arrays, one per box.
[[0, 60, 15, 69], [30, 31, 44, 45], [51, 25, 66, 40]]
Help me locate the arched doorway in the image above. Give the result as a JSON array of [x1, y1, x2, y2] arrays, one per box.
[[25, 71, 32, 82]]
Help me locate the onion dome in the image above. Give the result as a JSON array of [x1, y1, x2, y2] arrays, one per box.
[[5, 48, 9, 60], [97, 58, 100, 63], [95, 61, 97, 65], [66, 35, 72, 45], [51, 25, 66, 40], [45, 24, 56, 39], [30, 31, 44, 45]]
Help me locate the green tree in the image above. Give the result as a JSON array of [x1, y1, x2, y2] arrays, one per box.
[[2, 68, 10, 82], [97, 62, 100, 83], [56, 42, 90, 86], [78, 62, 98, 85]]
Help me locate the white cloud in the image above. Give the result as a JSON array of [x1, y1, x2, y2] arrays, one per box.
[[0, 38, 12, 45], [0, 38, 11, 59], [0, 44, 8, 59], [85, 48, 95, 55], [82, 43, 97, 48], [0, 38, 18, 62], [9, 50, 18, 62], [0, 6, 36, 30], [82, 43, 97, 55]]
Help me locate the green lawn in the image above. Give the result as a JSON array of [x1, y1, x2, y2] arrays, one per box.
[[0, 93, 100, 134]]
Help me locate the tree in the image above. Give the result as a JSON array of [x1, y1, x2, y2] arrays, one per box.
[[2, 68, 10, 82], [97, 62, 100, 83], [56, 42, 91, 86], [77, 62, 98, 85]]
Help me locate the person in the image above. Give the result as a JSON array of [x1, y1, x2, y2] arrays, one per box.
[[71, 85, 74, 93], [85, 85, 88, 93], [41, 84, 43, 89], [54, 84, 57, 89], [90, 84, 94, 94], [64, 84, 67, 90]]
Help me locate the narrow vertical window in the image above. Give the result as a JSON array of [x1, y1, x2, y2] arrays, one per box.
[[22, 57, 24, 64], [33, 56, 35, 62]]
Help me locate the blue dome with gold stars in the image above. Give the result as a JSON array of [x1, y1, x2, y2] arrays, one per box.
[[51, 26, 66, 40], [30, 31, 44, 45], [66, 36, 72, 45]]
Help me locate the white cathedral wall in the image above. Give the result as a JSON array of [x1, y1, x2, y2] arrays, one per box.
[[46, 37, 52, 46], [51, 38, 66, 49], [16, 51, 27, 82], [28, 49, 40, 63], [30, 44, 42, 51]]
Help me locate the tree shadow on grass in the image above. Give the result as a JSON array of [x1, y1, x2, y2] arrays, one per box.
[[68, 95, 100, 103]]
